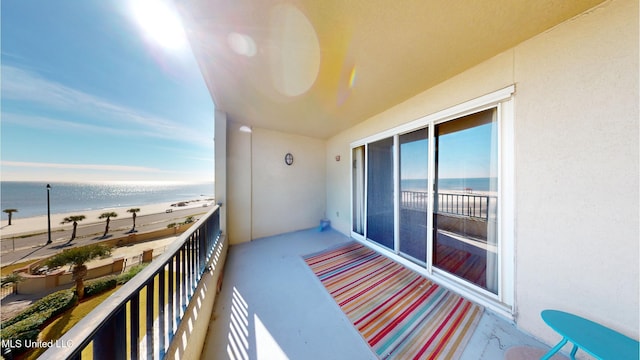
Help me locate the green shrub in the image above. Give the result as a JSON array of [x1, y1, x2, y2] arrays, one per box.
[[1, 290, 76, 357], [84, 276, 117, 298], [0, 264, 151, 358], [182, 216, 195, 224], [116, 263, 147, 284], [1, 273, 23, 286], [3, 289, 77, 328], [1, 313, 48, 355]]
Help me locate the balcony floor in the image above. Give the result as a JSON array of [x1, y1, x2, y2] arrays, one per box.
[[201, 228, 554, 359]]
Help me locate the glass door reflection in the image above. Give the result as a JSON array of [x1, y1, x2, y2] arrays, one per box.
[[399, 128, 428, 264], [433, 109, 499, 294]]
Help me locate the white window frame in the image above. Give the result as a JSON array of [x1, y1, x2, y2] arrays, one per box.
[[350, 85, 515, 318]]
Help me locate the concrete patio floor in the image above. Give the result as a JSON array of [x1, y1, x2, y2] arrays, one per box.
[[201, 228, 560, 360]]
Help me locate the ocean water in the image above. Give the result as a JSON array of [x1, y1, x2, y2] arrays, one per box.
[[401, 177, 496, 192], [1, 181, 215, 218]]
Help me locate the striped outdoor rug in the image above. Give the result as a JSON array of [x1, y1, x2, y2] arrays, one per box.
[[303, 241, 483, 360]]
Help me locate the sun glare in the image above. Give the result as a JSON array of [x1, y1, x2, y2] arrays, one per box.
[[131, 0, 188, 51]]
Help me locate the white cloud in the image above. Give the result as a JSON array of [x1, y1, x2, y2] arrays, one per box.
[[1, 160, 213, 182], [2, 65, 212, 146], [1, 112, 193, 143], [2, 112, 130, 136], [1, 160, 160, 173]]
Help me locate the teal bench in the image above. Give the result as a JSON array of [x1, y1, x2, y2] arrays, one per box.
[[541, 310, 639, 360]]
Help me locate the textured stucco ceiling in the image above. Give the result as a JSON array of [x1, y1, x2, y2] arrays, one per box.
[[178, 0, 606, 139]]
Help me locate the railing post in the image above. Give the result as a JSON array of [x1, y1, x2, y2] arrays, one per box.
[[187, 237, 193, 294], [146, 279, 154, 358], [180, 245, 186, 313], [93, 307, 126, 360], [167, 258, 174, 342], [159, 268, 166, 357], [130, 293, 140, 360]]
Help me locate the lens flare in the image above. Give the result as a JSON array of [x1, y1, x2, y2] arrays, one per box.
[[268, 4, 320, 97], [131, 0, 188, 52], [349, 66, 357, 88], [227, 32, 257, 57]]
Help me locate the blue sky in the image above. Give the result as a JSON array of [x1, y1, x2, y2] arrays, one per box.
[[400, 123, 497, 180], [1, 0, 215, 183]]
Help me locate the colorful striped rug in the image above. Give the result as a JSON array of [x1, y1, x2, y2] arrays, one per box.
[[303, 241, 483, 360]]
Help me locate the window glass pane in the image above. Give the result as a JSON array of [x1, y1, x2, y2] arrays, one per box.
[[366, 137, 394, 250], [399, 128, 428, 263], [434, 108, 499, 294]]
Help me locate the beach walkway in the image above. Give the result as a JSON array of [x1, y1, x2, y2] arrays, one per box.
[[0, 201, 210, 265], [0, 201, 210, 321], [1, 236, 178, 321]]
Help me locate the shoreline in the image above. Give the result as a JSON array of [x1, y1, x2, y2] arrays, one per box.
[[0, 198, 213, 238]]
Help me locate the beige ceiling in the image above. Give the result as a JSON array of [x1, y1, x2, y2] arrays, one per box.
[[178, 0, 606, 139]]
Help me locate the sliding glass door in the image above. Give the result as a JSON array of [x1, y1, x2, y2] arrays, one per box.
[[399, 129, 428, 263], [351, 87, 513, 300], [366, 138, 395, 250], [433, 108, 499, 294]]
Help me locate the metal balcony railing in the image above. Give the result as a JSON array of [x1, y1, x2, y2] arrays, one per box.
[[400, 190, 495, 221], [38, 205, 222, 360]]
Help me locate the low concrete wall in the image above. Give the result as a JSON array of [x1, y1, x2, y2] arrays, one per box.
[[16, 258, 125, 295], [14, 269, 65, 295], [14, 225, 191, 295], [56, 258, 125, 287], [107, 224, 193, 248]]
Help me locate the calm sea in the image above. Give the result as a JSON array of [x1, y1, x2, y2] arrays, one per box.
[[1, 181, 215, 218], [401, 177, 496, 191]]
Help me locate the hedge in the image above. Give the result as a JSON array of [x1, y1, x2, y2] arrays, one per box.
[[1, 263, 149, 357], [0, 290, 77, 356], [84, 276, 117, 298], [116, 263, 147, 284], [2, 290, 77, 328]]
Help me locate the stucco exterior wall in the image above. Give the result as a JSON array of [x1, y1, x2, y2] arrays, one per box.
[[513, 0, 638, 343], [326, 0, 638, 346], [227, 120, 253, 244], [226, 121, 327, 243], [251, 128, 326, 239]]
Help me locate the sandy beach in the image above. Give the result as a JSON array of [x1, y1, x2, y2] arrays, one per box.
[[0, 199, 213, 320], [0, 199, 213, 238]]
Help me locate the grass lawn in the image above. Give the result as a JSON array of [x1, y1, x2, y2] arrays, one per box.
[[24, 287, 120, 359], [1, 260, 36, 276], [22, 269, 169, 359]]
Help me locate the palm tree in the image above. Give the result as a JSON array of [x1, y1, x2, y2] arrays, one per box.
[[3, 209, 18, 225], [45, 244, 111, 299], [98, 211, 118, 238], [61, 215, 86, 242], [127, 208, 140, 232], [1, 273, 23, 287]]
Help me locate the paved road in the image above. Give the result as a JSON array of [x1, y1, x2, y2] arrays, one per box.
[[0, 207, 207, 265]]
